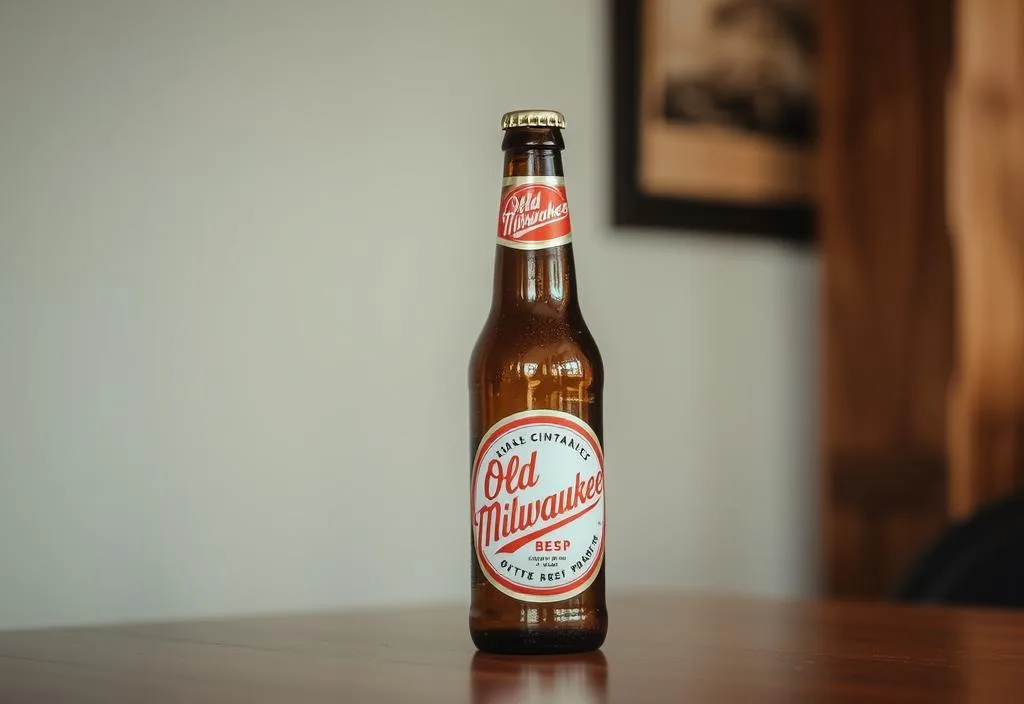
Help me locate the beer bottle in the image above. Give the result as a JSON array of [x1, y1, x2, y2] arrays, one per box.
[[468, 109, 607, 654]]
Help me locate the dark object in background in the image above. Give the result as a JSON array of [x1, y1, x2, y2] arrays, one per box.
[[894, 491, 1024, 608]]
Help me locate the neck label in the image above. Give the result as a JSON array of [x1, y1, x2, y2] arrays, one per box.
[[496, 176, 572, 250]]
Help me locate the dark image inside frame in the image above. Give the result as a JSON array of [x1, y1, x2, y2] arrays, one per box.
[[611, 0, 816, 245]]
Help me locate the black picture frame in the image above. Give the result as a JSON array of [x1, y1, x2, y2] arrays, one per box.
[[611, 0, 816, 245]]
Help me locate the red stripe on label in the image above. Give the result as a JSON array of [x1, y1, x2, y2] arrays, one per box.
[[495, 499, 601, 554]]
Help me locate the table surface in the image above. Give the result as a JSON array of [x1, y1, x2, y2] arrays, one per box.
[[3, 592, 1024, 703]]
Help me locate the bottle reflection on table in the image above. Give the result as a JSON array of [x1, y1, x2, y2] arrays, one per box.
[[470, 649, 608, 704]]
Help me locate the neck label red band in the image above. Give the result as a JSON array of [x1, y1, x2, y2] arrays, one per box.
[[496, 176, 572, 250]]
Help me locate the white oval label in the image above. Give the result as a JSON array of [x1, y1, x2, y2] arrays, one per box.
[[471, 409, 605, 602]]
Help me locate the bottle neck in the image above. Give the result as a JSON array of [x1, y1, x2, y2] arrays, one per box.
[[491, 127, 579, 318]]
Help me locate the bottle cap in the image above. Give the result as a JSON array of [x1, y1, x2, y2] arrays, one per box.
[[501, 109, 566, 130]]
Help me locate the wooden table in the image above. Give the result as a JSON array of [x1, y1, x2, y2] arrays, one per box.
[[3, 592, 1024, 703]]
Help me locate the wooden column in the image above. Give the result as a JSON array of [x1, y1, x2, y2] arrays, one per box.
[[947, 0, 1024, 517], [819, 0, 954, 597]]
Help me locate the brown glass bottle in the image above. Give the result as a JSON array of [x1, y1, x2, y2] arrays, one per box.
[[468, 110, 606, 655]]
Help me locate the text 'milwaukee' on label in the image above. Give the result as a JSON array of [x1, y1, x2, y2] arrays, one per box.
[[471, 409, 604, 602], [496, 176, 572, 250]]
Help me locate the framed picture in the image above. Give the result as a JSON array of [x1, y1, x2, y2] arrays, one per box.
[[612, 0, 817, 243]]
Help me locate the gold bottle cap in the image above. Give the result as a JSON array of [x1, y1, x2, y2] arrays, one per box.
[[501, 109, 566, 130]]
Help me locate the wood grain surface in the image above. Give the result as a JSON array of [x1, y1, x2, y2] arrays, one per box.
[[3, 592, 1024, 703], [946, 0, 1024, 517], [818, 0, 955, 597]]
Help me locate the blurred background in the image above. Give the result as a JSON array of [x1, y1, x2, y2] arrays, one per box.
[[3, 0, 1019, 631]]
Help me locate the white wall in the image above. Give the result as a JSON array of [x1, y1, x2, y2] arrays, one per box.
[[0, 0, 819, 629]]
